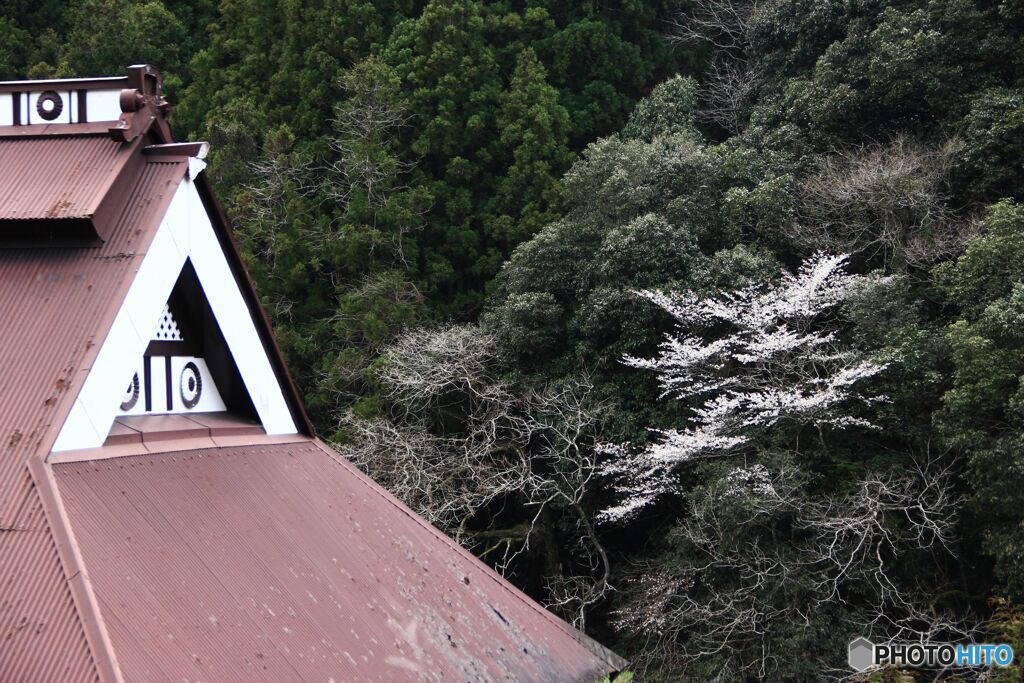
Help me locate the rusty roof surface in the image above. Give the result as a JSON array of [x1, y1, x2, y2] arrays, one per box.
[[0, 157, 186, 519], [53, 440, 624, 682], [0, 472, 99, 683], [0, 154, 185, 680], [0, 134, 135, 221]]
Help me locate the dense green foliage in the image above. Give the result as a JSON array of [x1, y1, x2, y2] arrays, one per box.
[[484, 0, 1024, 677], [936, 201, 1024, 596], [176, 0, 695, 429], [174, 0, 696, 316], [6, 0, 1024, 678]]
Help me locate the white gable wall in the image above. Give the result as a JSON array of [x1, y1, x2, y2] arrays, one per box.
[[50, 171, 298, 454], [0, 94, 12, 126], [83, 89, 123, 122]]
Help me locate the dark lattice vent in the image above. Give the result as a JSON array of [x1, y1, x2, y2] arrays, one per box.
[[153, 304, 183, 341]]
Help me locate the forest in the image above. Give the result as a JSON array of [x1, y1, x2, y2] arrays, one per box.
[[5, 0, 1024, 679]]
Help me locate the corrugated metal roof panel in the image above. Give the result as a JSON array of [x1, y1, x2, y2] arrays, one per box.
[[0, 471, 99, 682], [0, 135, 132, 220], [54, 441, 623, 682], [0, 155, 184, 681], [0, 157, 186, 523]]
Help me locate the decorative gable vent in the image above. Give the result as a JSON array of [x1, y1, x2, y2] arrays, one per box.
[[117, 292, 228, 418], [154, 304, 183, 341], [51, 171, 300, 455]]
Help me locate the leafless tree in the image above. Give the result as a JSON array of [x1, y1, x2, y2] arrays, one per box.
[[526, 378, 614, 628], [697, 59, 755, 133], [668, 0, 761, 131], [612, 456, 970, 680], [789, 137, 979, 269], [611, 458, 807, 678], [241, 138, 317, 271], [243, 60, 426, 267], [374, 325, 505, 414], [337, 325, 614, 626], [326, 66, 415, 212], [667, 0, 759, 53], [802, 458, 960, 612], [343, 326, 532, 539]]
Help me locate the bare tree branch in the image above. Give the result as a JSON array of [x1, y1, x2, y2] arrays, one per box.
[[337, 326, 615, 626], [667, 0, 759, 53], [788, 137, 979, 269], [696, 58, 755, 133]]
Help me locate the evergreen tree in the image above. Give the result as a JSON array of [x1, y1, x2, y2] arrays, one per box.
[[381, 0, 692, 316]]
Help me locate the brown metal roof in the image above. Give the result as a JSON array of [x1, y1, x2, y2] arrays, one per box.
[[0, 134, 153, 244], [0, 472, 99, 682], [0, 135, 135, 220], [0, 141, 314, 679], [0, 153, 185, 681], [53, 440, 624, 682], [0, 156, 186, 521]]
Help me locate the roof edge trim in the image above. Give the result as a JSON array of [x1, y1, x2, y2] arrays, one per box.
[[27, 457, 124, 683], [51, 433, 309, 465], [0, 76, 128, 93], [194, 174, 314, 436], [0, 123, 115, 137], [143, 142, 209, 159]]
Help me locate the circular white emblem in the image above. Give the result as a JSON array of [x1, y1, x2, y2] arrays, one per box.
[[180, 362, 203, 409]]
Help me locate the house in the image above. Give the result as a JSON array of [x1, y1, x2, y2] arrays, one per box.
[[0, 65, 625, 682]]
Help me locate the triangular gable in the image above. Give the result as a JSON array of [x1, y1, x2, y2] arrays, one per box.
[[51, 169, 299, 454]]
